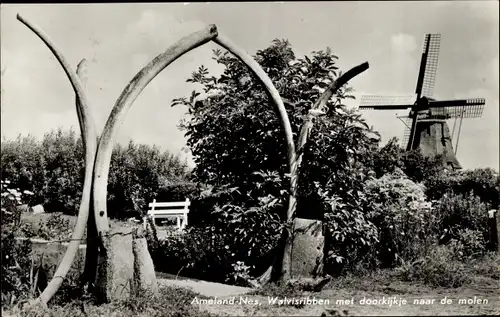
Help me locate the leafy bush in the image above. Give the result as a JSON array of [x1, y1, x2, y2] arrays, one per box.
[[1, 129, 191, 218], [425, 168, 500, 209], [34, 213, 74, 241], [433, 192, 490, 251], [448, 229, 487, 261], [321, 191, 378, 275], [394, 245, 470, 288], [363, 169, 436, 268], [1, 179, 35, 305], [173, 39, 381, 280], [150, 200, 282, 284], [107, 141, 190, 219], [155, 181, 200, 203]]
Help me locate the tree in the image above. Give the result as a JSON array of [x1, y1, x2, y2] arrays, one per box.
[[173, 39, 378, 281]]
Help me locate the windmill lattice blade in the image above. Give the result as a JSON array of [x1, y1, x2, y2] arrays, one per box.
[[421, 34, 441, 98], [401, 117, 413, 147], [428, 98, 485, 119], [358, 94, 416, 110]]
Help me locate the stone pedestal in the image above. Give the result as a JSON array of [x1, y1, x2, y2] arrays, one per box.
[[95, 227, 158, 303], [290, 218, 324, 279], [132, 228, 158, 297], [488, 209, 499, 252]]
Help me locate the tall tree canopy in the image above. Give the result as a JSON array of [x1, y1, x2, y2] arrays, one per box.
[[173, 39, 379, 214], [172, 39, 381, 273]]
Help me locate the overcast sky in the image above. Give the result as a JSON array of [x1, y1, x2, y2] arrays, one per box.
[[1, 2, 498, 170]]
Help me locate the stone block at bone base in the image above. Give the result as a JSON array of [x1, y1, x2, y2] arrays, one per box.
[[290, 217, 324, 279], [31, 204, 45, 215], [16, 204, 30, 214], [94, 227, 158, 303]]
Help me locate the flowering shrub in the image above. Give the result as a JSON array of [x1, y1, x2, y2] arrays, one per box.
[[433, 192, 490, 251], [363, 169, 437, 268], [448, 229, 486, 261], [226, 261, 254, 286], [1, 129, 191, 218], [149, 199, 282, 284], [1, 179, 35, 305]]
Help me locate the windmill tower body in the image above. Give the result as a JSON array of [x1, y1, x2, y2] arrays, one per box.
[[412, 117, 461, 169], [359, 34, 486, 170]]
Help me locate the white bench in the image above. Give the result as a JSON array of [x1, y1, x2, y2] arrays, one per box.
[[144, 198, 190, 230]]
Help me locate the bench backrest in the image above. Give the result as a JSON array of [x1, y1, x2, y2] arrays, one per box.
[[147, 198, 190, 215], [144, 198, 190, 231]]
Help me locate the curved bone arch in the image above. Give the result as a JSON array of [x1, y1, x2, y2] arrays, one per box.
[[16, 14, 98, 305], [17, 14, 295, 304]]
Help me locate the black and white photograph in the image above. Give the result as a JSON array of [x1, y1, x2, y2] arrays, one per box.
[[1, 2, 499, 316]]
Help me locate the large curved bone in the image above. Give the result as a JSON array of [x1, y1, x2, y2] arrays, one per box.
[[212, 34, 300, 284], [278, 61, 370, 281], [16, 14, 98, 305], [92, 25, 219, 235]]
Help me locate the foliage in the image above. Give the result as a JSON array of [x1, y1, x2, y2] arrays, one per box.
[[372, 137, 500, 209], [425, 167, 500, 209], [34, 213, 74, 242], [432, 192, 490, 250], [1, 129, 191, 218], [371, 137, 447, 183], [150, 196, 282, 284], [362, 169, 436, 268], [171, 39, 380, 277], [1, 179, 35, 305], [371, 137, 404, 178], [107, 141, 190, 219], [226, 261, 253, 286], [155, 181, 200, 203], [394, 245, 471, 288], [448, 229, 487, 261]]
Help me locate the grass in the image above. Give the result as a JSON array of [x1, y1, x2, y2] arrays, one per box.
[[2, 285, 214, 317]]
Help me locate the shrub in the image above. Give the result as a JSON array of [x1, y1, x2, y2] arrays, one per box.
[[150, 199, 282, 284], [394, 245, 470, 288], [34, 213, 74, 241], [433, 192, 490, 250], [363, 169, 436, 268], [1, 179, 35, 306], [1, 129, 191, 218], [106, 140, 190, 219], [322, 191, 378, 275], [40, 129, 85, 214], [447, 229, 487, 261], [425, 168, 500, 209], [155, 181, 200, 202]]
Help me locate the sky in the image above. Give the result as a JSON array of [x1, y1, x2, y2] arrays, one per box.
[[1, 2, 498, 170]]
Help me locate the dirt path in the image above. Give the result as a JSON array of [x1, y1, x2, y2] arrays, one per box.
[[158, 274, 499, 316], [195, 287, 499, 316], [157, 274, 251, 297]]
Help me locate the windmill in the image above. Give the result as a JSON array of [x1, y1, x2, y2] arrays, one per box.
[[358, 34, 486, 170]]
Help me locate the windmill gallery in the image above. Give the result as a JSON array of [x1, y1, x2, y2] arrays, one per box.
[[358, 34, 486, 170]]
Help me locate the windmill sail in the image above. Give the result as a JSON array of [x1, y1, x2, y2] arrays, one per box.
[[428, 98, 485, 118], [419, 34, 441, 98], [359, 94, 417, 109]]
